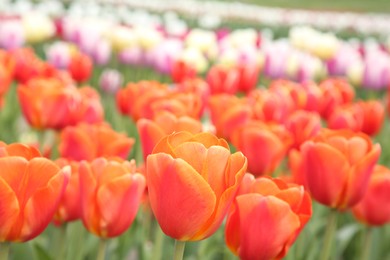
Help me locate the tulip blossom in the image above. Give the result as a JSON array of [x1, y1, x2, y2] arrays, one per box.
[[352, 165, 390, 226], [99, 69, 123, 94], [137, 111, 203, 161], [208, 94, 252, 140], [318, 78, 355, 119], [59, 122, 135, 161], [285, 110, 322, 150], [225, 174, 312, 260], [0, 142, 69, 242], [0, 19, 25, 50], [68, 51, 93, 83], [327, 103, 364, 132], [231, 120, 293, 177], [206, 65, 240, 95], [359, 100, 384, 136], [79, 158, 145, 237], [171, 59, 197, 83], [146, 131, 247, 241], [301, 129, 381, 209]]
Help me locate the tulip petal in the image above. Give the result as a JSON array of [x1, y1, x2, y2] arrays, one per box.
[[21, 166, 69, 242], [60, 128, 96, 161], [236, 194, 300, 260], [137, 119, 166, 160], [0, 157, 28, 194], [97, 173, 145, 237], [0, 177, 19, 241], [152, 131, 193, 155], [173, 142, 208, 174], [225, 204, 241, 256], [147, 153, 216, 240], [303, 142, 349, 208]]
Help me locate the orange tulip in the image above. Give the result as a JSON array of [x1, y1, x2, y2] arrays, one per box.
[[269, 80, 307, 110], [301, 129, 381, 209], [146, 131, 247, 241], [285, 110, 322, 150], [208, 94, 252, 140], [327, 103, 364, 132], [231, 120, 293, 177], [53, 158, 81, 224], [137, 111, 203, 161], [79, 158, 145, 237], [248, 89, 295, 124], [0, 142, 69, 242], [352, 165, 390, 226], [18, 77, 83, 130], [116, 81, 168, 121], [225, 174, 312, 260], [59, 122, 135, 161], [176, 77, 210, 116]]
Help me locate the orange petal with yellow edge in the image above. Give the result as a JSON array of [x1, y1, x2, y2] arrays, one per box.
[[147, 153, 216, 240]]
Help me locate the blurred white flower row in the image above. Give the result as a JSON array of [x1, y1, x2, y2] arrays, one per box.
[[1, 0, 390, 89]]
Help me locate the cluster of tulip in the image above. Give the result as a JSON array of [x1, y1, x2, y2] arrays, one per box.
[[1, 33, 390, 259], [2, 5, 390, 91], [1, 2, 390, 260]]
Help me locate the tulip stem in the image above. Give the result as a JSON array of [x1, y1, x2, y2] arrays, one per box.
[[360, 227, 373, 260], [151, 225, 165, 260], [0, 242, 10, 260], [55, 224, 67, 260], [320, 209, 338, 260], [173, 240, 186, 260], [96, 239, 108, 260]]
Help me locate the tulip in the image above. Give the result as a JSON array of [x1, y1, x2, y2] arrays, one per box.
[[116, 81, 168, 121], [0, 19, 25, 50], [17, 77, 84, 130], [171, 59, 197, 83], [231, 120, 293, 177], [206, 65, 240, 95], [79, 158, 145, 238], [236, 63, 260, 93], [327, 103, 364, 132], [59, 122, 135, 161], [46, 41, 72, 69], [68, 51, 93, 83], [208, 94, 252, 140], [285, 110, 322, 150], [0, 142, 69, 242], [352, 165, 390, 226], [146, 131, 247, 241], [225, 174, 312, 260], [137, 111, 203, 161], [301, 129, 381, 209], [99, 69, 123, 94], [318, 78, 355, 119], [22, 13, 55, 44], [359, 100, 385, 136]]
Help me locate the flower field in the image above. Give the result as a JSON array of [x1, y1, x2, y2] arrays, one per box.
[[1, 1, 390, 260]]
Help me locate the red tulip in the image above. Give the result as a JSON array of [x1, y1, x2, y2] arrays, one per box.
[[171, 60, 197, 83], [359, 100, 385, 136], [0, 142, 69, 242], [79, 158, 145, 237], [225, 174, 312, 260], [146, 131, 247, 241], [352, 165, 390, 226], [301, 129, 381, 209], [327, 103, 364, 132], [68, 51, 92, 83], [207, 65, 239, 94]]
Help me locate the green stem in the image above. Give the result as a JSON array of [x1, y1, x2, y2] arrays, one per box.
[[151, 225, 165, 260], [0, 242, 10, 260], [96, 239, 108, 260], [55, 224, 67, 260], [320, 209, 338, 260], [36, 129, 46, 154], [360, 227, 373, 260], [173, 240, 186, 260]]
